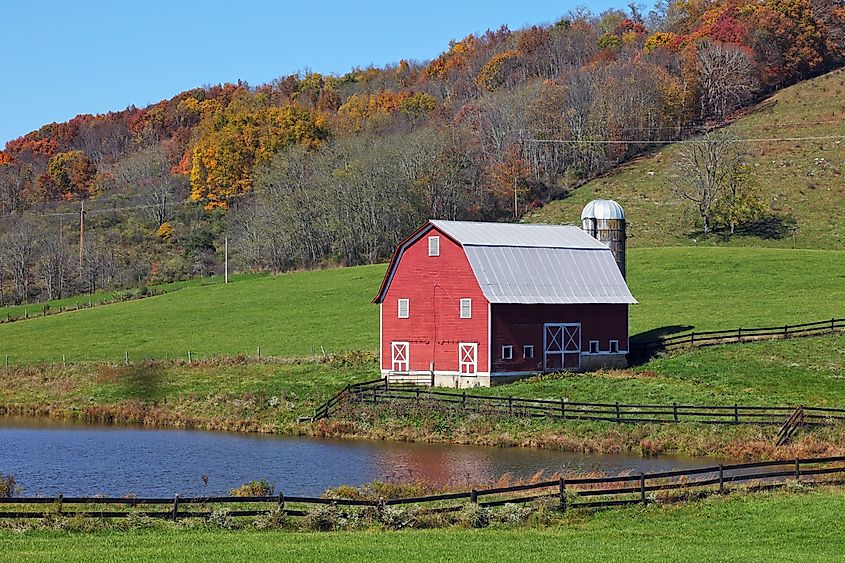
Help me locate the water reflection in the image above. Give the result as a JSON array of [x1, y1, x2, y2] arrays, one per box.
[[0, 417, 722, 497]]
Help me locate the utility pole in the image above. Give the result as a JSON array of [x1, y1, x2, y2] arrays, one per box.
[[224, 237, 229, 284], [79, 200, 85, 273]]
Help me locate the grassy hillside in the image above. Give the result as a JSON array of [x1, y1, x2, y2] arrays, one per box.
[[0, 248, 843, 364], [528, 68, 845, 250], [4, 488, 845, 562]]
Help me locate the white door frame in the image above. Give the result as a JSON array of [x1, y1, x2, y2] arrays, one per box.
[[391, 341, 409, 372], [458, 342, 478, 375], [543, 323, 581, 371]]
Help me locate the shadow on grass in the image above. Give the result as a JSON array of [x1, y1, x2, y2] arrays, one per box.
[[628, 325, 694, 367]]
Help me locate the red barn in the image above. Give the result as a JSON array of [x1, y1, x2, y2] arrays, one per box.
[[373, 220, 637, 387]]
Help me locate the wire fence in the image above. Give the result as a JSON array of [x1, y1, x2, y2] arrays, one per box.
[[2, 456, 843, 520]]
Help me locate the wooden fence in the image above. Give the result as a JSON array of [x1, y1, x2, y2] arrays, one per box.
[[313, 379, 845, 430], [634, 317, 844, 355], [2, 456, 844, 519]]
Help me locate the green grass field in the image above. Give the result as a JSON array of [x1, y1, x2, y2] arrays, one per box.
[[2, 488, 844, 562], [0, 247, 843, 365], [528, 68, 845, 250]]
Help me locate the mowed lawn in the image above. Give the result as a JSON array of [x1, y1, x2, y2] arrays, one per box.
[[0, 247, 843, 364], [2, 489, 845, 562]]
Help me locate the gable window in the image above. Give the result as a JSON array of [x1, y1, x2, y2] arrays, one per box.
[[397, 298, 409, 319], [523, 345, 534, 359], [589, 340, 600, 354], [609, 340, 620, 353], [428, 236, 440, 256], [460, 298, 472, 319], [501, 345, 513, 360]]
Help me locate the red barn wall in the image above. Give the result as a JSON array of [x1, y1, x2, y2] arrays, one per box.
[[490, 304, 628, 373], [381, 227, 490, 374]]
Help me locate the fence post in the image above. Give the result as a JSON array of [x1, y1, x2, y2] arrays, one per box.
[[471, 489, 478, 504], [124, 351, 129, 366], [718, 464, 724, 494], [509, 397, 513, 416], [278, 492, 285, 513], [672, 402, 679, 423], [833, 318, 836, 334], [257, 346, 261, 359], [734, 404, 739, 424], [3, 355, 7, 369], [615, 402, 621, 423], [784, 325, 788, 338], [188, 351, 192, 364], [56, 494, 63, 515], [559, 477, 567, 512], [794, 458, 801, 483], [462, 391, 466, 410], [690, 332, 695, 345], [171, 494, 179, 520], [737, 327, 742, 342], [416, 386, 420, 405], [561, 400, 566, 420], [640, 473, 647, 506], [62, 355, 66, 368], [378, 497, 385, 517]]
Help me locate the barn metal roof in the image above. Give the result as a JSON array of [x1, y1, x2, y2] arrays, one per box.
[[463, 246, 637, 304], [431, 220, 637, 305], [373, 220, 637, 305], [430, 220, 608, 250]]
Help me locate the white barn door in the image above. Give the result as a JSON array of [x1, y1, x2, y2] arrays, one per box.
[[459, 343, 477, 375], [391, 342, 409, 372], [544, 323, 581, 371]]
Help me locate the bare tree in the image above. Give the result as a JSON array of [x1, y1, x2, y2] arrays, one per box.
[[37, 234, 75, 301], [109, 146, 178, 226], [696, 41, 758, 121], [0, 219, 40, 303], [674, 130, 744, 234]]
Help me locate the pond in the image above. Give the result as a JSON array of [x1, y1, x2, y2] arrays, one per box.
[[1, 417, 723, 497]]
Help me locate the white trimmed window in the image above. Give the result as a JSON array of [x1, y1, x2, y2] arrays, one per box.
[[397, 298, 409, 319], [501, 345, 513, 360], [523, 345, 534, 359], [609, 340, 620, 353], [428, 236, 440, 256], [460, 298, 472, 319], [589, 340, 600, 354]]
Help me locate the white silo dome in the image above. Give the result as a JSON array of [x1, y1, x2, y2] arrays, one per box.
[[581, 199, 625, 221]]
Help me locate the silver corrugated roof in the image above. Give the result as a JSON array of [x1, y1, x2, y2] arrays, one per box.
[[427, 220, 636, 305], [464, 246, 637, 304], [430, 220, 607, 250]]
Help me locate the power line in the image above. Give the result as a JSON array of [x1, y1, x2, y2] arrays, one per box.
[[526, 134, 845, 145]]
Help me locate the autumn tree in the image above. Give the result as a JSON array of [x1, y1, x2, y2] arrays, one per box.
[[711, 161, 767, 234], [39, 150, 96, 201]]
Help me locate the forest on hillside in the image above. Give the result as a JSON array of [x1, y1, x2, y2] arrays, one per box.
[[1, 0, 844, 305]]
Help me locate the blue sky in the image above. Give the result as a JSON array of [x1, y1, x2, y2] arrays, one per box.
[[1, 0, 628, 146]]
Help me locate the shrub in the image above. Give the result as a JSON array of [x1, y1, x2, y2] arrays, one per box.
[[380, 506, 415, 530], [0, 473, 20, 498], [209, 507, 234, 529], [230, 479, 274, 497], [494, 503, 533, 525], [301, 504, 340, 531], [458, 503, 491, 529], [252, 507, 291, 530]]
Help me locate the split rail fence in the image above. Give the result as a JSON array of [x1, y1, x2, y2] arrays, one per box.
[[2, 456, 844, 520], [313, 379, 845, 430], [633, 317, 844, 356]]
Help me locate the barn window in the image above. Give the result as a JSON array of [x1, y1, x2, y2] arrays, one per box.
[[428, 236, 440, 256], [501, 345, 513, 360], [523, 345, 534, 359], [589, 340, 600, 354], [397, 299, 409, 319], [609, 340, 620, 353], [460, 298, 472, 319]]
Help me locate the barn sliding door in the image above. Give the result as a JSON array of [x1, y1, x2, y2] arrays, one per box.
[[543, 323, 581, 371], [391, 342, 409, 372]]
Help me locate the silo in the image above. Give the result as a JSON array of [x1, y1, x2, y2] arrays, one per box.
[[581, 199, 626, 278]]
